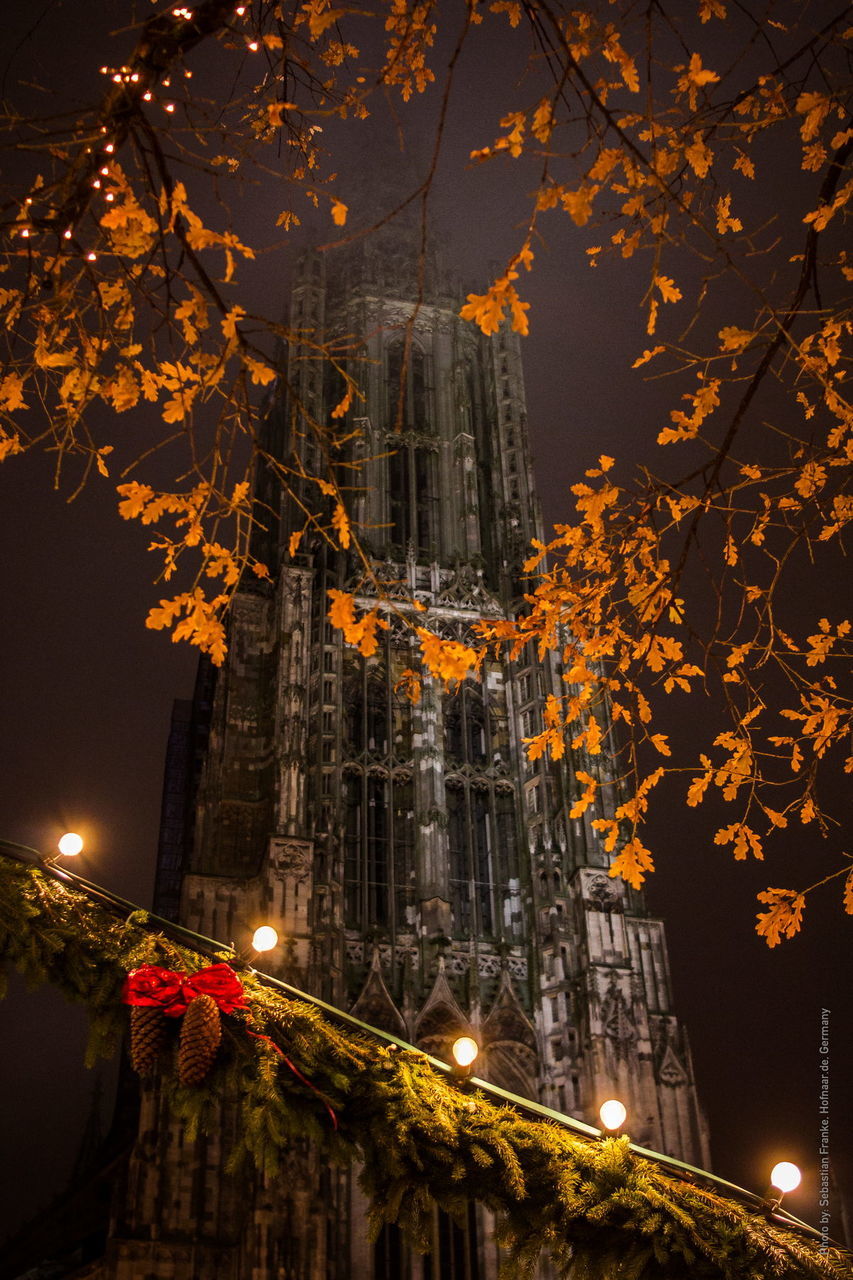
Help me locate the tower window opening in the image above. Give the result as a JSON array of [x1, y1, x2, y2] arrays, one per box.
[[386, 339, 437, 555], [389, 441, 437, 555], [342, 654, 414, 932]]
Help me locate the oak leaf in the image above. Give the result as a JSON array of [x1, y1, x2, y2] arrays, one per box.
[[608, 837, 655, 890], [755, 888, 805, 947], [332, 502, 351, 549], [417, 628, 478, 682], [714, 822, 763, 861], [0, 372, 27, 412]]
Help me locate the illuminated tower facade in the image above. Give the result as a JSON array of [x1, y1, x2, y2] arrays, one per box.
[[108, 230, 709, 1279]]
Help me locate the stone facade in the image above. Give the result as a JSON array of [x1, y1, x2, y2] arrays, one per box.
[[107, 231, 710, 1279]]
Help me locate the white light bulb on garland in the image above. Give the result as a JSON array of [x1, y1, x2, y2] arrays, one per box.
[[252, 925, 278, 952], [770, 1162, 801, 1195], [451, 1036, 479, 1069], [599, 1099, 627, 1132], [58, 832, 83, 857]]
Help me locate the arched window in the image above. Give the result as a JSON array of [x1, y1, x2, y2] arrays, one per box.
[[445, 779, 497, 938], [386, 340, 437, 556], [342, 653, 415, 932], [388, 441, 437, 555], [445, 681, 486, 766], [387, 340, 427, 431], [344, 770, 415, 931], [447, 779, 469, 933], [444, 679, 521, 940]]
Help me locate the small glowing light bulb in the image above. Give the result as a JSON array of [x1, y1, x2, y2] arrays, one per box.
[[164, 103, 175, 112], [599, 1099, 627, 1132], [105, 193, 115, 202], [143, 91, 153, 101], [86, 251, 97, 261], [100, 166, 109, 175], [770, 1162, 802, 1195], [252, 925, 278, 952], [247, 40, 259, 50], [58, 832, 84, 857], [451, 1036, 479, 1069], [20, 228, 29, 238], [63, 229, 72, 239], [236, 5, 246, 13], [105, 143, 114, 153]]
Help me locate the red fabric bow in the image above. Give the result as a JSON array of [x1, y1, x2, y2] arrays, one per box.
[[122, 963, 248, 1017]]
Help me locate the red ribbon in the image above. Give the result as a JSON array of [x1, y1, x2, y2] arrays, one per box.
[[122, 964, 336, 1128], [122, 963, 249, 1017], [247, 1031, 338, 1131]]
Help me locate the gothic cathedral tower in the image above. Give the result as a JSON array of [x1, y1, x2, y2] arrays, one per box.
[[141, 228, 709, 1278]]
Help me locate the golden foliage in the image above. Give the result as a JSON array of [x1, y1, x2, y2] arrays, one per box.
[[327, 590, 388, 657], [0, 0, 850, 942]]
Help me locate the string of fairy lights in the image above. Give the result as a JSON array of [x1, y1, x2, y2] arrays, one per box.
[[7, 0, 261, 259], [7, 829, 822, 1239]]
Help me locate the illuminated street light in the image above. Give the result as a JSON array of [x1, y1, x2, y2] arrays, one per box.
[[57, 832, 84, 857], [451, 1035, 479, 1078], [252, 925, 278, 952], [599, 1099, 627, 1133], [770, 1161, 802, 1204]]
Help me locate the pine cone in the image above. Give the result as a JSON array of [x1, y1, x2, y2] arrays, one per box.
[[178, 994, 222, 1085], [130, 1005, 167, 1076]]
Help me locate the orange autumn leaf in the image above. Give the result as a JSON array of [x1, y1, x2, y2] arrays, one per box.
[[417, 628, 478, 682], [332, 502, 351, 549], [755, 887, 806, 947], [327, 589, 388, 657], [608, 837, 655, 890]]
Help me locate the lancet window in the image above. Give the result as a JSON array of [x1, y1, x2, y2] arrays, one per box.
[[444, 677, 520, 939], [388, 443, 438, 554], [387, 339, 427, 430], [386, 339, 437, 555], [342, 652, 415, 931]]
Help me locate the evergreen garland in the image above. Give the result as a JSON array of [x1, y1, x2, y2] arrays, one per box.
[[1, 854, 849, 1280]]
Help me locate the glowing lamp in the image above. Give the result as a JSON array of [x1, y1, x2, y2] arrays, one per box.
[[770, 1162, 801, 1195], [451, 1036, 479, 1070], [599, 1099, 627, 1132], [58, 832, 83, 857], [252, 925, 278, 952]]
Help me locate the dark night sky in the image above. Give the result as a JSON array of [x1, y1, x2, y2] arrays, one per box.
[[1, 0, 851, 1251]]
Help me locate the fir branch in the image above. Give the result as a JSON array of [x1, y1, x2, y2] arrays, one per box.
[[1, 854, 850, 1280]]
